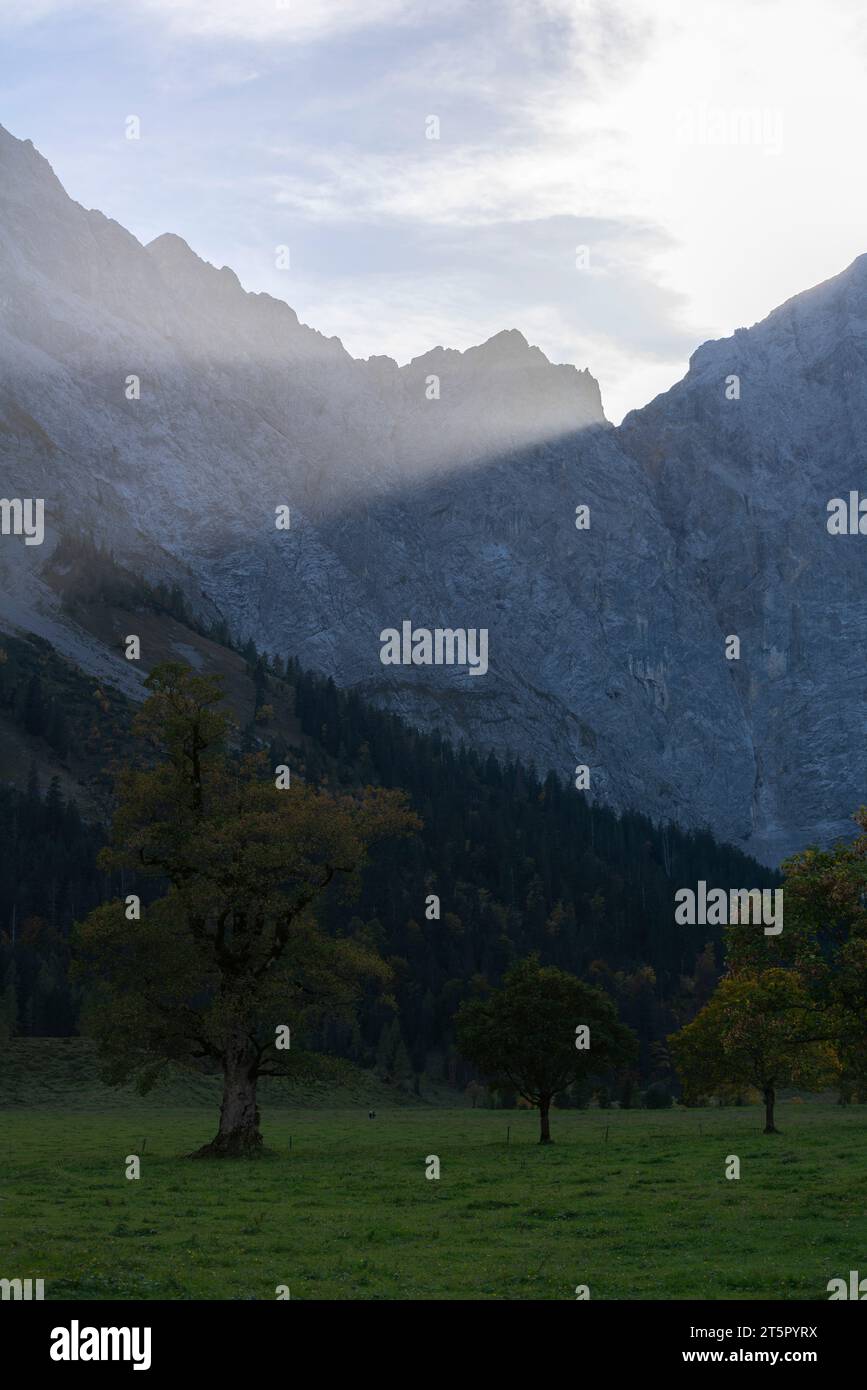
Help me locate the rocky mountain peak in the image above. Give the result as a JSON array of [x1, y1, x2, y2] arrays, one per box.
[[3, 124, 865, 865]]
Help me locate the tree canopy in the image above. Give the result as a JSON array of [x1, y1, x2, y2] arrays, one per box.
[[456, 955, 637, 1141], [74, 663, 418, 1155], [669, 969, 837, 1132]]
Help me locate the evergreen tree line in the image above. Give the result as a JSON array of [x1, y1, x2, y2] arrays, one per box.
[[0, 776, 107, 1037], [0, 551, 778, 1098], [0, 645, 71, 755], [273, 655, 778, 1093], [49, 533, 199, 631]]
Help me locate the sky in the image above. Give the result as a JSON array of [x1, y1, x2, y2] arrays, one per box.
[[1, 0, 867, 422]]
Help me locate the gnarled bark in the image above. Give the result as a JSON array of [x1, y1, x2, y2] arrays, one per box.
[[192, 1036, 263, 1158]]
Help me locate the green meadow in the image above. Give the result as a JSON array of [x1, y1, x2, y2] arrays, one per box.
[[2, 1046, 865, 1300]]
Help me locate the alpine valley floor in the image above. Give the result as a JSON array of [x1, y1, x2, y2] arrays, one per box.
[[1, 1083, 863, 1300]]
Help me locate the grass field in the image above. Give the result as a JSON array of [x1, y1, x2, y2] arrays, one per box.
[[2, 1069, 866, 1299]]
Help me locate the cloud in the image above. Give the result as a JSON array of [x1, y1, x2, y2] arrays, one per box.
[[139, 0, 419, 43], [266, 137, 624, 228], [0, 0, 419, 41], [222, 211, 691, 423]]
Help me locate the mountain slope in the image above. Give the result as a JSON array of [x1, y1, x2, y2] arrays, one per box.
[[619, 256, 867, 861], [0, 120, 863, 862]]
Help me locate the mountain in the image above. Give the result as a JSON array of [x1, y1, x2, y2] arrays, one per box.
[[618, 264, 867, 863], [0, 120, 863, 864]]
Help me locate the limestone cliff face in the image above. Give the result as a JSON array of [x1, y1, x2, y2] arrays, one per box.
[[0, 122, 861, 863], [618, 257, 867, 863]]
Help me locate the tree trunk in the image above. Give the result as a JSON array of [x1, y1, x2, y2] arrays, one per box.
[[763, 1084, 780, 1135], [539, 1095, 553, 1144], [192, 1038, 263, 1158]]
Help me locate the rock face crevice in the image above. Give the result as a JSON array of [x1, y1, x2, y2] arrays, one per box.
[[1, 122, 864, 865]]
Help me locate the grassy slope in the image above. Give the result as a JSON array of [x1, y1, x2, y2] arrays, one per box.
[[1, 1065, 864, 1299], [0, 1039, 422, 1110]]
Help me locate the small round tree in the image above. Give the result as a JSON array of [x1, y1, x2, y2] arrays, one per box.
[[455, 955, 637, 1143], [669, 969, 838, 1133]]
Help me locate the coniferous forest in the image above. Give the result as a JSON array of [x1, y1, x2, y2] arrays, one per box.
[[0, 596, 776, 1099]]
